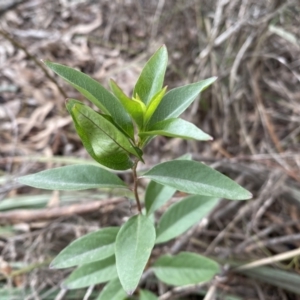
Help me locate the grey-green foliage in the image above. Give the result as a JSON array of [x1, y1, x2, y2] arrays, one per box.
[[18, 45, 251, 297]]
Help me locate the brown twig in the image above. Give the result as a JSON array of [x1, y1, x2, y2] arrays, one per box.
[[251, 68, 283, 153], [235, 220, 300, 254], [0, 28, 67, 99], [244, 233, 300, 253], [0, 198, 124, 224], [236, 247, 300, 271], [159, 283, 207, 300]]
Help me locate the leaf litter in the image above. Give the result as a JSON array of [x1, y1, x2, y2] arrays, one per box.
[[0, 0, 300, 299]]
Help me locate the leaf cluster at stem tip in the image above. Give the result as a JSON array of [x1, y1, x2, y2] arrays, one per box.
[[17, 45, 252, 297]]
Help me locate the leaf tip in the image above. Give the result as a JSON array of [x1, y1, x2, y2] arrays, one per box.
[[159, 44, 167, 51], [238, 190, 253, 200], [43, 60, 51, 67], [127, 289, 134, 296], [109, 78, 116, 85]]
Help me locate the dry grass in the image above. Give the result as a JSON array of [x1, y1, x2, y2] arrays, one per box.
[[1, 0, 300, 299]]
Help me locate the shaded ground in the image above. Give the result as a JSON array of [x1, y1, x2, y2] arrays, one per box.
[[0, 0, 300, 299]]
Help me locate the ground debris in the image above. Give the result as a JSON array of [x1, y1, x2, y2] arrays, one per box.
[[0, 0, 300, 299]]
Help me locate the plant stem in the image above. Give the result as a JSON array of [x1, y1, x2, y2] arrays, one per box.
[[132, 160, 142, 213]]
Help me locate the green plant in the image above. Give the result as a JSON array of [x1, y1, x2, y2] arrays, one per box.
[[18, 45, 252, 299]]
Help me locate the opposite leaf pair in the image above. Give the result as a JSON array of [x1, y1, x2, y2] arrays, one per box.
[[50, 213, 219, 295], [19, 159, 251, 295], [18, 45, 252, 297]]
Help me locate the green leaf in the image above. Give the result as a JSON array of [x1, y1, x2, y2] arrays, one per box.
[[142, 160, 252, 200], [50, 227, 119, 269], [67, 100, 141, 170], [63, 255, 117, 289], [145, 153, 192, 215], [17, 165, 127, 190], [110, 79, 146, 128], [44, 61, 134, 138], [145, 181, 176, 216], [153, 252, 220, 286], [140, 118, 213, 141], [133, 45, 168, 105], [115, 215, 156, 294], [143, 87, 167, 127], [68, 100, 140, 158], [148, 77, 217, 126], [156, 195, 219, 244], [97, 278, 127, 300], [140, 290, 158, 300], [100, 113, 135, 139]]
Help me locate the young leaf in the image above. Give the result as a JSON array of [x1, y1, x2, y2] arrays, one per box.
[[67, 100, 141, 170], [63, 255, 117, 289], [110, 79, 146, 128], [97, 278, 127, 300], [156, 195, 219, 244], [145, 181, 176, 216], [140, 118, 213, 141], [153, 252, 220, 286], [133, 45, 168, 105], [50, 227, 119, 269], [68, 100, 141, 158], [17, 165, 127, 191], [140, 290, 158, 300], [142, 160, 252, 200], [115, 214, 156, 294], [148, 77, 217, 127], [143, 86, 167, 127], [44, 61, 134, 138]]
